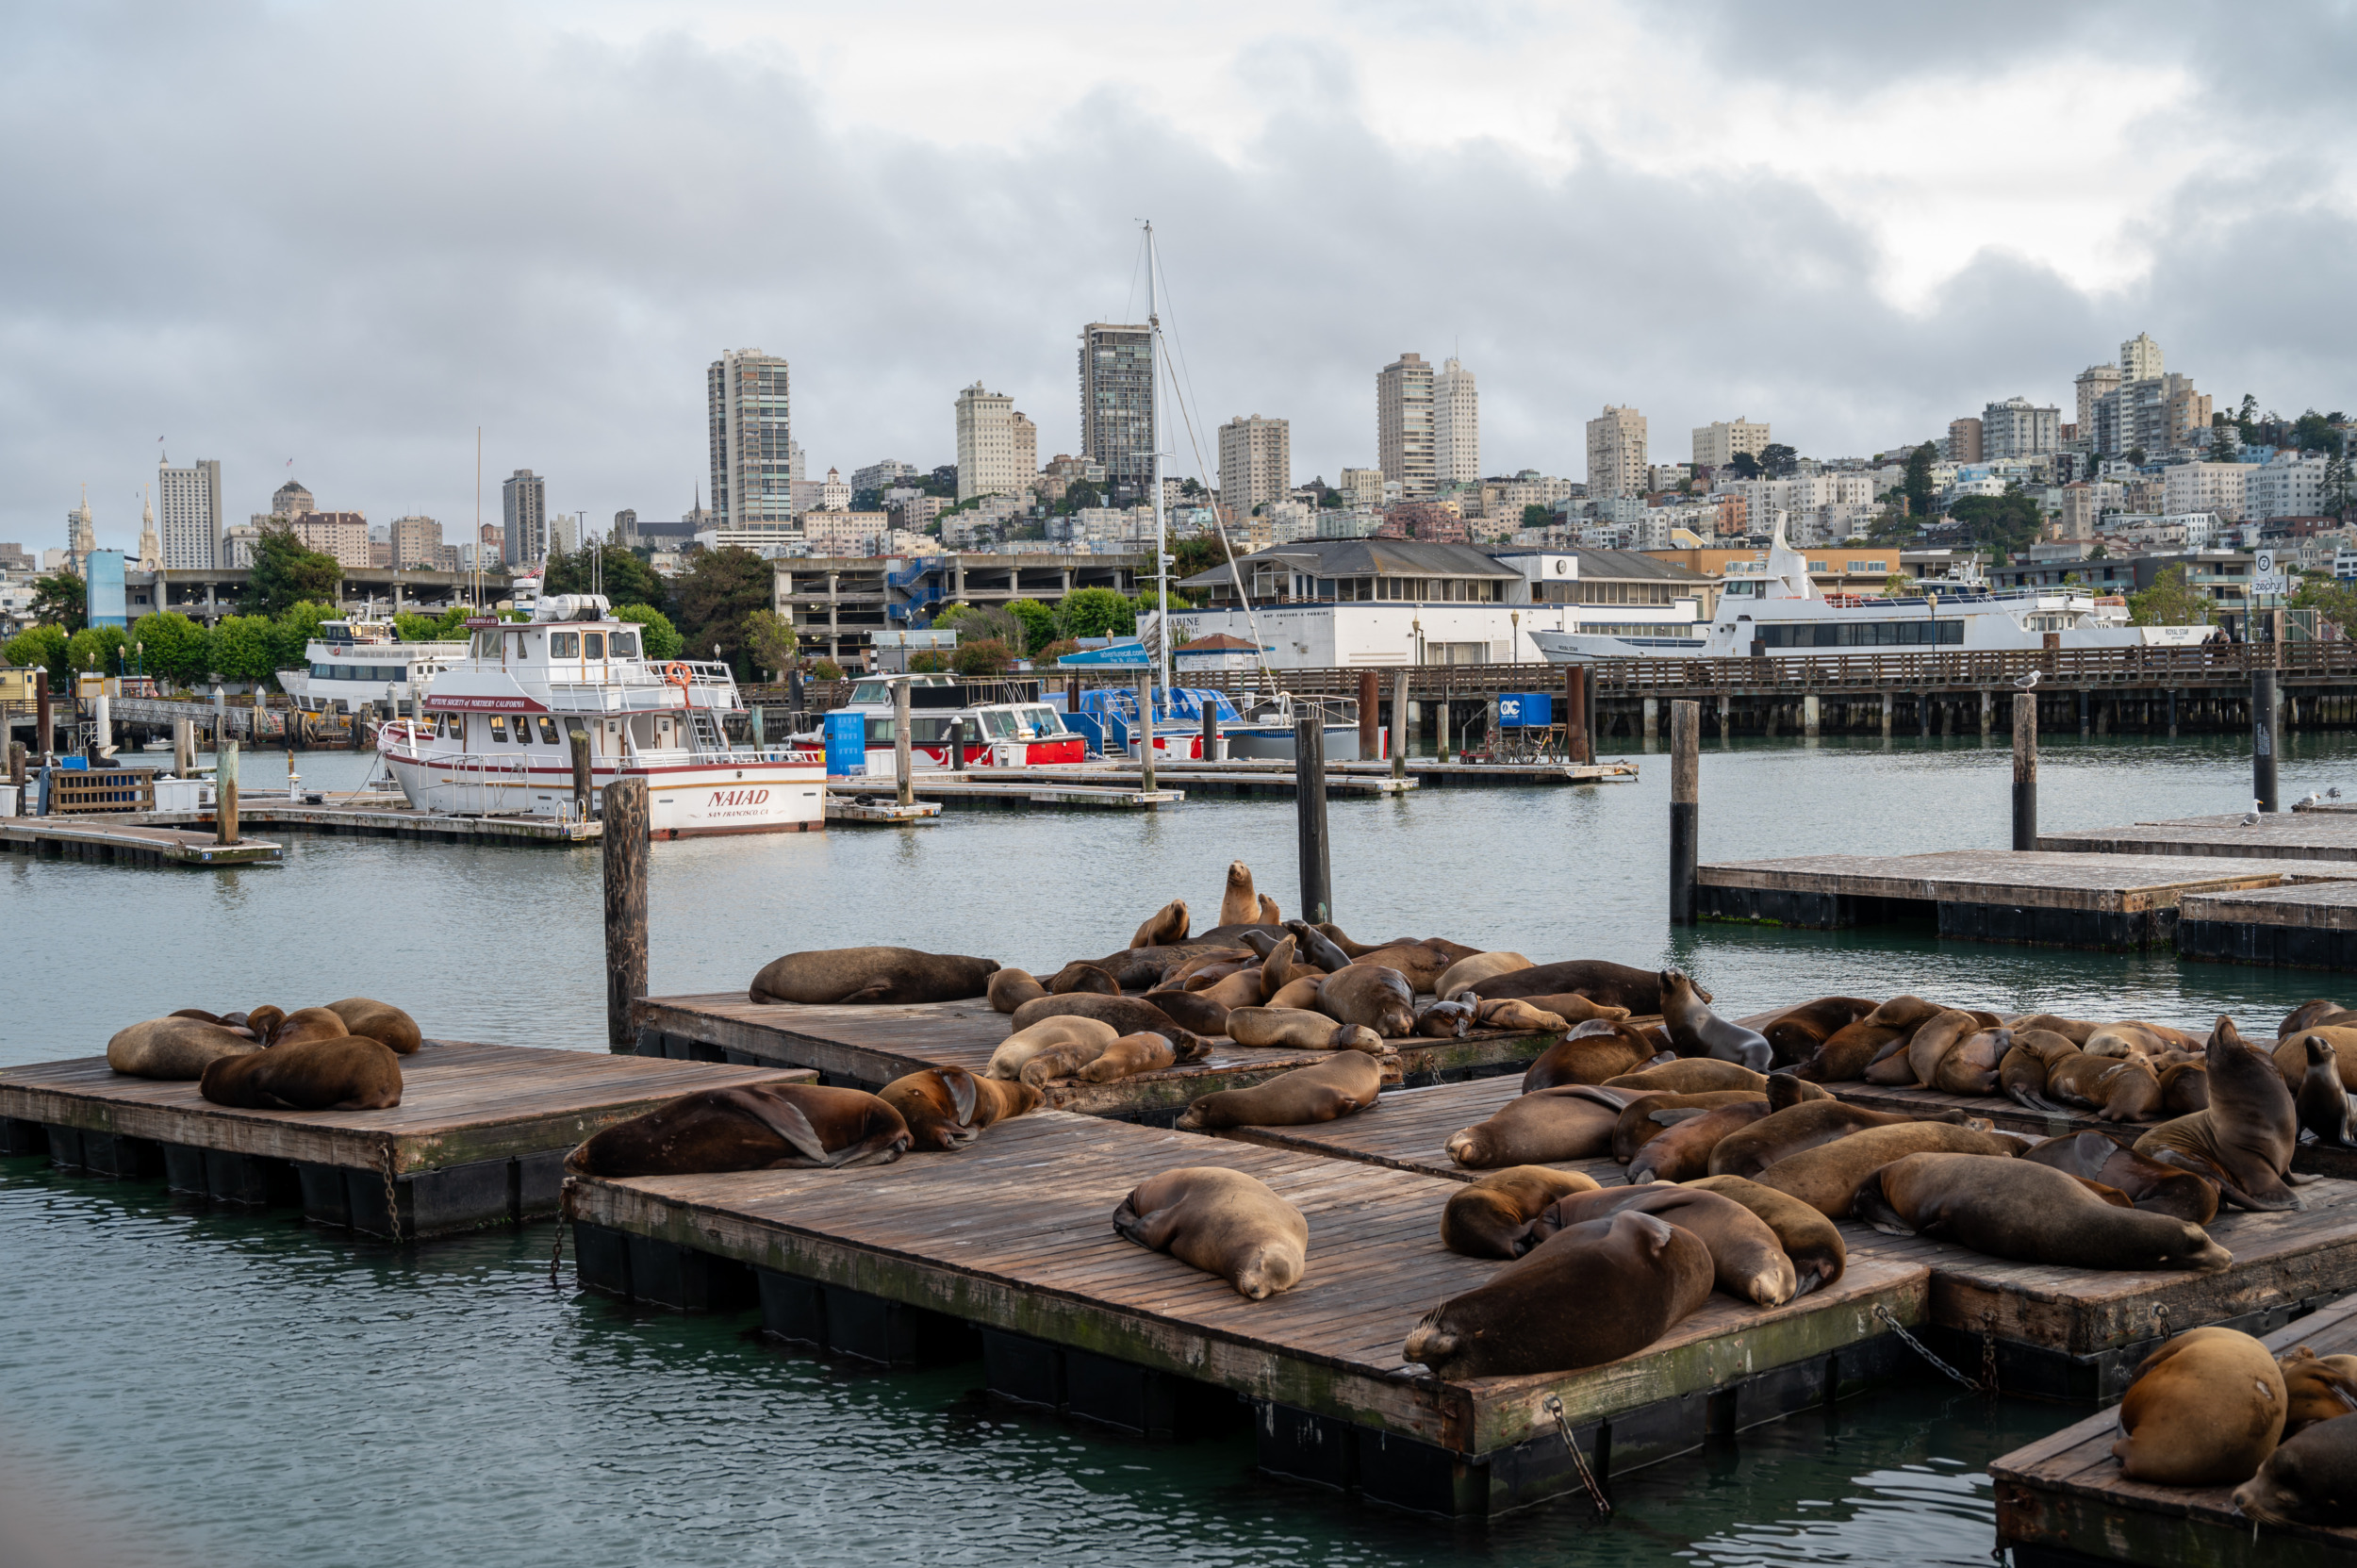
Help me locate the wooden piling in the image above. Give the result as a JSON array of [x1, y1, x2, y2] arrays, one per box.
[[173, 717, 192, 777], [602, 777, 650, 1051], [2253, 667, 2279, 813], [1390, 671, 1408, 780], [1139, 670, 1158, 793], [1358, 670, 1378, 760], [36, 679, 52, 761], [569, 728, 592, 817], [7, 741, 23, 817], [1670, 700, 1699, 925], [894, 678, 914, 809], [217, 738, 239, 846], [2012, 694, 2037, 850], [1564, 665, 1591, 764], [1294, 714, 1331, 924]]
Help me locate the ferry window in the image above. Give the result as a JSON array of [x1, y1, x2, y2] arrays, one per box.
[[911, 718, 951, 744], [865, 718, 894, 746], [851, 681, 890, 703], [537, 717, 560, 743], [608, 631, 637, 658], [1027, 706, 1066, 734], [983, 709, 1020, 738], [550, 632, 579, 658], [585, 633, 606, 659], [312, 663, 330, 679], [489, 716, 508, 742]]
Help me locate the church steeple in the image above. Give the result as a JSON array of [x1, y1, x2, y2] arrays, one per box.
[[137, 487, 160, 572]]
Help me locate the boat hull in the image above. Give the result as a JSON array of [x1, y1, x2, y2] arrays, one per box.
[[1224, 722, 1367, 761], [382, 743, 825, 836]]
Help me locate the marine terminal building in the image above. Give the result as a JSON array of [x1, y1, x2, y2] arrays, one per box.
[[1166, 538, 1715, 668]]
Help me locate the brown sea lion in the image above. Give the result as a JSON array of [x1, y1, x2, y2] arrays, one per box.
[[1659, 970, 1772, 1071], [2114, 1327, 2285, 1485], [1130, 900, 1190, 949], [1165, 949, 1255, 987], [1791, 1019, 1902, 1083], [1521, 1022, 1652, 1090], [2278, 1346, 2357, 1438], [1310, 921, 1411, 958], [2021, 1131, 2219, 1224], [1754, 1122, 2028, 1217], [2134, 1015, 2302, 1212], [1471, 960, 1679, 1013], [1260, 935, 1307, 1001], [1019, 1037, 1108, 1086], [1226, 1006, 1385, 1052], [1612, 1090, 1766, 1164], [1177, 1050, 1383, 1131], [1113, 1166, 1308, 1299], [2295, 1034, 2357, 1147], [1403, 1211, 1713, 1378], [1073, 1032, 1184, 1082], [880, 1067, 1040, 1150], [1472, 999, 1568, 1033], [1932, 1028, 2011, 1097], [566, 1083, 911, 1175], [1439, 1165, 1603, 1259], [1684, 1175, 1848, 1296], [2280, 999, 2354, 1038], [266, 1007, 353, 1048], [2235, 1409, 2357, 1526], [1217, 862, 1260, 929], [1346, 943, 1459, 995], [1141, 987, 1232, 1038], [750, 947, 999, 1005], [106, 1016, 265, 1080], [986, 968, 1048, 1014], [985, 1015, 1119, 1080], [2046, 1052, 2164, 1122], [1854, 1152, 2231, 1272], [1414, 1000, 1475, 1039], [1435, 951, 1533, 1000], [1171, 967, 1266, 1012], [1706, 1098, 1979, 1180], [2157, 1059, 2210, 1115], [1605, 1060, 1812, 1098], [322, 999, 423, 1056], [1531, 1183, 1798, 1306], [1446, 1084, 1639, 1168], [1051, 963, 1126, 997], [1882, 1007, 1979, 1089], [1998, 1029, 2084, 1112], [198, 1034, 404, 1111], [1318, 964, 1416, 1037], [1264, 973, 1325, 1012], [2007, 1013, 2099, 1044], [1256, 894, 1280, 924], [1626, 1098, 1774, 1184], [1739, 997, 1879, 1067], [1486, 992, 1632, 1026], [2272, 1026, 2357, 1092], [1008, 994, 1201, 1048]]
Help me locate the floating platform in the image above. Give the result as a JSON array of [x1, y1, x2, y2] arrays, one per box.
[[1991, 1291, 2357, 1568], [2178, 880, 2357, 971], [0, 1040, 813, 1239], [1014, 765, 1409, 799], [1, 816, 282, 867], [1696, 850, 2357, 950], [564, 1109, 1930, 1518], [825, 794, 942, 824], [140, 800, 600, 844], [2042, 812, 2357, 864], [630, 994, 1564, 1122]]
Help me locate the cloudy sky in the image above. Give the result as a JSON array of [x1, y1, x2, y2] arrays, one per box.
[[8, 1, 2355, 555]]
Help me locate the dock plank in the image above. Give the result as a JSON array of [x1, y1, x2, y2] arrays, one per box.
[[2042, 813, 2357, 864], [1698, 850, 2355, 914]]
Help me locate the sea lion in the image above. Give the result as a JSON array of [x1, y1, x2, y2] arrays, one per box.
[[1414, 1000, 1475, 1039], [566, 1083, 911, 1175], [1521, 1022, 1652, 1090], [2046, 1052, 2164, 1122], [198, 1034, 404, 1111], [1999, 1029, 2084, 1112], [1685, 1175, 1848, 1296], [1172, 967, 1266, 1012], [2158, 1059, 2210, 1115], [1881, 1007, 1979, 1089], [1224, 1006, 1385, 1053], [2008, 1013, 2100, 1045], [1008, 994, 1201, 1048], [1217, 862, 1260, 929], [322, 999, 422, 1056], [1612, 1091, 1765, 1164], [1265, 973, 1325, 1012], [1531, 1184, 1798, 1306], [1072, 1031, 1184, 1083], [2278, 1345, 2357, 1438], [1318, 964, 1416, 1038], [2134, 1015, 2302, 1212], [1445, 1084, 1638, 1168], [1283, 921, 1356, 972], [1177, 1050, 1383, 1131], [1739, 997, 1879, 1066], [1260, 935, 1307, 1000], [265, 1006, 353, 1048], [2270, 1025, 2357, 1090], [1311, 921, 1409, 958], [1754, 1122, 2028, 1217], [1164, 949, 1255, 986], [1439, 1165, 1604, 1259], [985, 1015, 1119, 1080], [1626, 1099, 1773, 1184], [986, 968, 1048, 1014], [1434, 951, 1533, 1000], [1480, 992, 1632, 1026], [2235, 1411, 2357, 1527], [1141, 988, 1231, 1038], [2295, 1034, 2357, 1147], [1019, 1037, 1108, 1086], [1659, 970, 1771, 1070], [1403, 1211, 1713, 1379], [1854, 1152, 2231, 1272], [1051, 963, 1125, 997], [1346, 943, 1460, 995], [1792, 1019, 1902, 1083], [1604, 1060, 1820, 1098], [1130, 900, 1190, 949], [1706, 1098, 1979, 1180], [1474, 961, 1679, 1014], [1113, 1166, 1307, 1299], [1933, 1028, 2012, 1097], [2021, 1131, 2219, 1224], [1471, 999, 1568, 1034], [880, 1067, 1041, 1150], [750, 947, 999, 1006], [2114, 1326, 2285, 1485], [1256, 894, 1280, 924], [105, 1016, 264, 1080], [2281, 999, 2355, 1038]]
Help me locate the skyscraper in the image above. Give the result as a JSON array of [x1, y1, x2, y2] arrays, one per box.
[[1078, 323, 1154, 499], [955, 382, 1028, 501], [157, 458, 223, 569], [1692, 418, 1770, 470], [2119, 333, 2164, 382], [1217, 415, 1291, 520], [502, 470, 547, 565], [1982, 396, 2060, 459], [390, 516, 443, 569], [1376, 353, 1435, 497], [1432, 357, 1479, 489], [708, 348, 796, 534], [1585, 406, 1648, 500], [272, 480, 315, 520], [2075, 364, 2122, 437]]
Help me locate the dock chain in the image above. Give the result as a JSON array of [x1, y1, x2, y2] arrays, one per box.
[[1541, 1395, 1613, 1520], [2152, 1303, 2171, 1340], [378, 1141, 402, 1246], [1872, 1304, 1982, 1394], [549, 1179, 570, 1288], [1981, 1309, 2001, 1398]]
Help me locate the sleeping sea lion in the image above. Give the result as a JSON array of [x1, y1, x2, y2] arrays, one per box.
[[566, 1083, 911, 1175], [1141, 987, 1232, 1038], [1414, 1000, 1474, 1039], [2281, 999, 2355, 1038], [1604, 1060, 1826, 1098], [1439, 1165, 1603, 1259], [1445, 1084, 1638, 1168], [322, 999, 422, 1055], [1226, 1006, 1384, 1052], [1473, 961, 1679, 1014], [1264, 973, 1325, 1012], [1933, 1028, 2011, 1097], [266, 1007, 353, 1048], [1684, 1175, 1847, 1296], [1169, 967, 1265, 1011], [1177, 1050, 1382, 1131], [2113, 1326, 2285, 1485], [2278, 1345, 2357, 1438], [1403, 1211, 1712, 1379], [1051, 963, 1125, 997], [1346, 943, 1460, 996], [1435, 951, 1533, 1000], [1310, 921, 1410, 958], [1659, 970, 1771, 1071], [1521, 1021, 1652, 1090], [1706, 1097, 1978, 1180], [2046, 1052, 2165, 1122], [1854, 1152, 2231, 1272], [1130, 900, 1190, 949], [1217, 862, 1260, 929], [199, 1034, 404, 1111], [750, 948, 999, 1005], [1754, 1122, 2028, 1217], [1008, 994, 1201, 1047], [1793, 995, 1945, 1082], [1019, 1037, 1108, 1086], [985, 1015, 1119, 1080], [106, 1016, 264, 1080], [880, 1067, 1041, 1150], [986, 968, 1048, 1014], [1998, 1029, 2084, 1112], [1626, 1098, 1773, 1183], [1611, 1090, 1765, 1164], [1318, 964, 1416, 1038], [2235, 1411, 2357, 1527], [1472, 999, 1568, 1034], [1880, 1007, 1979, 1089], [2157, 1059, 2210, 1115], [1074, 1032, 1189, 1083], [2295, 1034, 2357, 1147], [1531, 1183, 1798, 1306], [2021, 1131, 2219, 1224], [2134, 1015, 2302, 1212], [1479, 991, 1631, 1026], [1113, 1166, 1307, 1299], [1738, 997, 1878, 1066]]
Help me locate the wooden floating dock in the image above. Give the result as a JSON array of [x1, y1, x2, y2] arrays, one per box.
[[1015, 765, 1411, 799], [828, 777, 1180, 812], [140, 800, 601, 845], [565, 1110, 1931, 1518], [1696, 850, 2357, 950], [2042, 812, 2357, 864], [1, 816, 282, 867], [1992, 1291, 2357, 1568], [0, 1040, 813, 1238], [2177, 880, 2357, 971], [825, 794, 943, 824], [630, 993, 1563, 1121]]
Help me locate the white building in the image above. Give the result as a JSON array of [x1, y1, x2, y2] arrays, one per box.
[[1983, 396, 2061, 459], [1376, 353, 1436, 497], [2163, 462, 2249, 521], [2245, 451, 2332, 520], [157, 458, 223, 570], [1719, 472, 1875, 544], [955, 383, 1032, 502], [709, 348, 796, 532], [1337, 468, 1386, 509], [1217, 414, 1292, 521], [1692, 418, 1770, 471], [1433, 356, 1479, 489], [1587, 405, 1648, 500], [819, 468, 851, 513]]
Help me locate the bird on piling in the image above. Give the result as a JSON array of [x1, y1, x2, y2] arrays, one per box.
[[2013, 670, 2041, 690]]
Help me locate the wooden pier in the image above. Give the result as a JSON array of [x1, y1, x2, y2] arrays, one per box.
[[2042, 813, 2357, 864], [0, 1040, 813, 1238], [829, 777, 1179, 812], [1, 816, 282, 867], [826, 793, 943, 824], [140, 799, 601, 845], [565, 1109, 1931, 1518], [2177, 880, 2357, 971], [1992, 1291, 2357, 1568]]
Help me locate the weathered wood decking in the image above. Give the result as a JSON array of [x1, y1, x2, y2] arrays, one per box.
[[2178, 879, 2357, 970], [2, 816, 282, 866], [1991, 1291, 2357, 1568], [2042, 813, 2357, 864], [140, 800, 601, 844]]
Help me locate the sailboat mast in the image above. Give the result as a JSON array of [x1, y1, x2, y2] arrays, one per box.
[[1146, 222, 1172, 698]]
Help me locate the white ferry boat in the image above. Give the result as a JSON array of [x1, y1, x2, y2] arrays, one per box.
[[377, 595, 825, 835], [278, 617, 468, 714]]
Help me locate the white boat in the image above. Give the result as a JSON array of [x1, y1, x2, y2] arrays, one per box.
[[378, 594, 825, 836], [279, 617, 468, 715], [1223, 691, 1370, 762]]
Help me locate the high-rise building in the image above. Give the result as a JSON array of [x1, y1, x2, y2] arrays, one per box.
[[502, 470, 547, 565], [293, 511, 371, 568], [1217, 415, 1291, 520], [66, 489, 96, 576], [390, 516, 443, 569], [1013, 411, 1037, 493], [1338, 468, 1386, 510], [1079, 323, 1154, 497], [1433, 357, 1479, 489], [1946, 418, 1985, 464], [1982, 396, 2060, 459], [2075, 364, 2122, 437], [1585, 406, 1648, 501], [852, 459, 917, 497], [272, 480, 314, 520], [157, 458, 223, 570], [1691, 418, 1770, 470], [955, 382, 1027, 502], [2120, 333, 2164, 382], [707, 348, 796, 534], [1376, 353, 1436, 498], [2092, 373, 2211, 458]]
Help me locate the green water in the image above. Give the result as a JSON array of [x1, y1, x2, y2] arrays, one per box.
[[4, 731, 2349, 1564]]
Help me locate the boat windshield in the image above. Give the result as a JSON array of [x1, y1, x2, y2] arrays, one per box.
[[1023, 705, 1066, 736], [849, 681, 892, 704], [609, 629, 639, 658], [981, 708, 1021, 738]]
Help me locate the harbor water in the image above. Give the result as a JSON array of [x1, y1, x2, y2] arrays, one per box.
[[6, 731, 2353, 1566]]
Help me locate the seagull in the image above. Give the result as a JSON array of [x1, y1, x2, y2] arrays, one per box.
[[2332, 786, 2345, 800], [2013, 670, 2041, 690], [2240, 812, 2262, 826]]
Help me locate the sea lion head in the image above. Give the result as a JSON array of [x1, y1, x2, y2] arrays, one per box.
[[244, 1005, 286, 1043], [1225, 861, 1252, 892], [2162, 1219, 2235, 1274], [2308, 1033, 2337, 1073], [1330, 1023, 1385, 1052], [1231, 1242, 1304, 1302], [1166, 1029, 1211, 1064], [1444, 1125, 1494, 1167]]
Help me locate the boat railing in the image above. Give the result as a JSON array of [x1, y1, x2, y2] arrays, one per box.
[[621, 744, 822, 769], [400, 748, 534, 817], [543, 659, 740, 713]]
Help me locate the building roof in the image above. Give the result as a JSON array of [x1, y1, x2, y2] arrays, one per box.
[[1494, 547, 1714, 584], [1178, 538, 1521, 589]]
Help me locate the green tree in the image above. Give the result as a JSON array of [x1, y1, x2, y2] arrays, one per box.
[[132, 612, 212, 687], [1758, 442, 1800, 478], [2128, 565, 2213, 627], [207, 616, 281, 684], [615, 602, 684, 659], [2328, 451, 2354, 520], [2293, 408, 2341, 454], [933, 602, 1025, 651], [1056, 586, 1134, 638], [669, 546, 771, 678], [64, 624, 129, 680], [743, 609, 799, 676], [268, 601, 339, 678], [2237, 393, 2260, 442], [395, 607, 474, 642], [28, 573, 87, 634], [1727, 452, 1761, 481], [4, 624, 69, 689], [542, 540, 668, 611], [1005, 598, 1059, 654], [2208, 426, 2238, 463], [1168, 537, 1226, 584], [1882, 572, 1913, 598], [2126, 446, 2148, 468], [2292, 572, 2357, 635], [1521, 503, 1554, 529], [1948, 489, 2043, 555], [948, 637, 1014, 676], [1057, 478, 1106, 515], [245, 527, 342, 615], [1903, 442, 1939, 518]]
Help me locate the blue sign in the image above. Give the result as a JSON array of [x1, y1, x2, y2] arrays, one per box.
[[824, 712, 865, 776], [86, 551, 127, 630], [1497, 692, 1552, 727]]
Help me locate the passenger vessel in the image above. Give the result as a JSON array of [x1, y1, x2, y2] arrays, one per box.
[[377, 595, 825, 835], [820, 680, 1090, 773], [278, 617, 468, 714]]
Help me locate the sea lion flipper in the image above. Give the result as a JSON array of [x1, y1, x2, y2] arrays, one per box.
[[838, 981, 894, 1003], [943, 1070, 980, 1126], [1649, 1108, 1709, 1126], [729, 1092, 832, 1164]]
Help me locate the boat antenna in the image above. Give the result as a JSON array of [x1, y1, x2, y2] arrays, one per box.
[[1146, 221, 1172, 701]]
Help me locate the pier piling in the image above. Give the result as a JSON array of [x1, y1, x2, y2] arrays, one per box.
[[1293, 714, 1331, 924], [1202, 694, 1218, 762], [568, 728, 592, 817], [1390, 672, 1408, 780], [894, 679, 915, 809], [7, 741, 23, 816], [173, 717, 192, 777], [1140, 668, 1158, 794], [1670, 700, 1699, 925], [602, 778, 650, 1050], [2012, 694, 2037, 850], [2253, 668, 2280, 814], [36, 679, 52, 761], [1359, 670, 1379, 760], [217, 738, 239, 846]]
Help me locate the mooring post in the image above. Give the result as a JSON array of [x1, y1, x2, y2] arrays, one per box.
[[1391, 671, 1409, 780], [2012, 694, 2037, 850], [1565, 665, 1591, 764], [1201, 694, 1219, 763], [1139, 672, 1158, 793], [569, 728, 592, 818], [893, 678, 915, 808], [2253, 667, 2280, 814], [2167, 688, 2178, 737], [749, 705, 765, 748], [1642, 697, 1658, 743], [1359, 669, 1379, 761], [36, 678, 52, 763], [173, 717, 192, 777], [1978, 689, 1991, 738], [7, 741, 24, 817], [1881, 690, 1892, 738], [1670, 700, 1699, 925], [602, 777, 650, 1050], [1294, 712, 1331, 923], [217, 736, 239, 846], [1802, 693, 1820, 739]]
